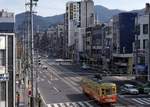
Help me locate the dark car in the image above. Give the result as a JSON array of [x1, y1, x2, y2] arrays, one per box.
[[138, 82, 150, 94]]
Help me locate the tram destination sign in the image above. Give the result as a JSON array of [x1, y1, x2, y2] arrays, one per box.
[[0, 73, 9, 81]]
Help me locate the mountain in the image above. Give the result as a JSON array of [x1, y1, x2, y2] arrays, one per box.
[[15, 12, 64, 32], [131, 9, 145, 15], [15, 5, 144, 32], [94, 5, 124, 22]]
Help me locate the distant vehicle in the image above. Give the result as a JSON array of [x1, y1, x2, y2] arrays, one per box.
[[81, 77, 117, 104], [120, 84, 139, 95], [82, 63, 90, 69], [138, 82, 150, 94], [42, 65, 47, 70]]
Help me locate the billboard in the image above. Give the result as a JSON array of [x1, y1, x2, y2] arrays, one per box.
[[0, 66, 5, 74], [0, 36, 5, 49]]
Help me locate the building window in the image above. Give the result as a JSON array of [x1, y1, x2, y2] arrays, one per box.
[[0, 50, 5, 66], [143, 39, 146, 49], [135, 24, 140, 35], [143, 24, 148, 34], [137, 40, 140, 49]]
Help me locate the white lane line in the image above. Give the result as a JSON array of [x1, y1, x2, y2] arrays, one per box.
[[59, 103, 66, 107], [71, 102, 80, 107], [142, 98, 150, 104], [133, 98, 148, 105], [47, 100, 95, 107], [47, 104, 52, 107], [78, 102, 86, 107], [53, 86, 60, 93], [64, 77, 78, 86], [132, 98, 144, 105], [70, 77, 81, 82], [53, 103, 59, 107], [48, 80, 52, 84], [47, 67, 81, 93], [37, 88, 47, 105], [65, 102, 72, 107], [84, 101, 94, 107]]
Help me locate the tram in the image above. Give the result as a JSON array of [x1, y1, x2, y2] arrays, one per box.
[[81, 77, 117, 104]]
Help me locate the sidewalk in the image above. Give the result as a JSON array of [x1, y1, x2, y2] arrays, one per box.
[[16, 80, 28, 107]]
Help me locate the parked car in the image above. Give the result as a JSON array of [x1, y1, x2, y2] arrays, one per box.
[[120, 84, 139, 95], [138, 82, 150, 94]]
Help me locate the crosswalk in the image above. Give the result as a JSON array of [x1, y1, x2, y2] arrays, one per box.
[[47, 101, 95, 107], [132, 98, 150, 105]]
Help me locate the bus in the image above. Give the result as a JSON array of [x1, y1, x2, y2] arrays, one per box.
[[81, 77, 117, 104]]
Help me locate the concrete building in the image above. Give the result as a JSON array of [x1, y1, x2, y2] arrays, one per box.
[[0, 10, 15, 107], [102, 20, 114, 70], [46, 24, 65, 58], [83, 25, 104, 67], [134, 3, 150, 81], [46, 26, 57, 57], [66, 0, 94, 62], [112, 12, 137, 74]]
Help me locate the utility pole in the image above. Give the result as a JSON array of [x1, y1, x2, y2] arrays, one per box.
[[148, 12, 150, 81], [25, 0, 38, 107]]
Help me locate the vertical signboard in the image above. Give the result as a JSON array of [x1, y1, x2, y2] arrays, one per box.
[[0, 36, 6, 74]]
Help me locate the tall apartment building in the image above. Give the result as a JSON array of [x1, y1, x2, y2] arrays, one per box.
[[66, 0, 94, 62], [0, 10, 15, 107]]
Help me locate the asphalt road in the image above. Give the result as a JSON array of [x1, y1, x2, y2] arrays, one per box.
[[37, 59, 150, 107], [38, 59, 100, 107]]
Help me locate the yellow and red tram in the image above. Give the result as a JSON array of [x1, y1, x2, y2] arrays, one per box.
[[81, 77, 117, 104]]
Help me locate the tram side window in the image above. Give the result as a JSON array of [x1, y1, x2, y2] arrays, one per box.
[[102, 89, 105, 95], [105, 89, 111, 95], [112, 88, 116, 94]]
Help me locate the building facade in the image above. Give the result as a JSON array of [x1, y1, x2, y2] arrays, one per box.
[[0, 10, 15, 107], [134, 3, 150, 81], [112, 12, 137, 74], [66, 0, 94, 62]]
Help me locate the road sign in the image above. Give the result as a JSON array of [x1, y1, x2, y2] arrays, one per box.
[[0, 73, 9, 81]]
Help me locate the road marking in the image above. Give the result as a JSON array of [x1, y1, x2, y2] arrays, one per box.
[[59, 103, 66, 107], [142, 98, 150, 104], [37, 88, 47, 105], [47, 100, 95, 107], [132, 98, 144, 105], [70, 77, 81, 82], [47, 66, 81, 93], [53, 103, 59, 107], [47, 104, 52, 107], [78, 102, 86, 107], [72, 102, 80, 107], [64, 77, 78, 86], [53, 86, 60, 93], [132, 98, 150, 105], [48, 80, 52, 84], [138, 98, 150, 104], [84, 101, 94, 107]]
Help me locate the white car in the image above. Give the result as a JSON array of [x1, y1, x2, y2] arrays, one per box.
[[42, 65, 47, 70], [120, 84, 139, 95]]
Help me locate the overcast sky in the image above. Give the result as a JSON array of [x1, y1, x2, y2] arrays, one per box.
[[0, 0, 150, 16]]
